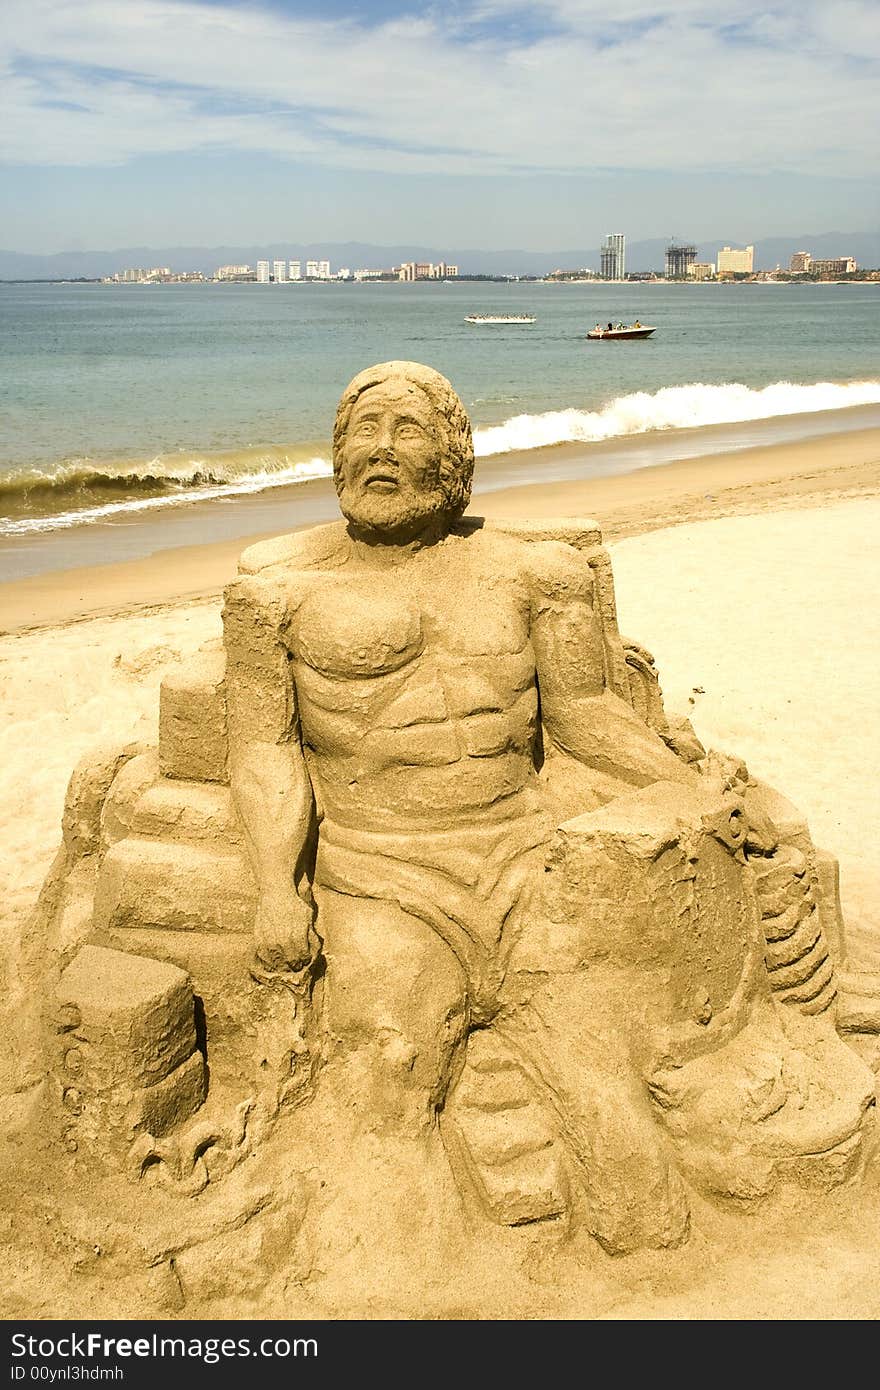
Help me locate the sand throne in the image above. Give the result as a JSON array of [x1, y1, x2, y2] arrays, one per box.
[[44, 516, 694, 1088], [35, 516, 879, 1253]]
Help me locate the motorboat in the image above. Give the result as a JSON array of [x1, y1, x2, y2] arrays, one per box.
[[464, 314, 536, 324], [587, 323, 656, 339]]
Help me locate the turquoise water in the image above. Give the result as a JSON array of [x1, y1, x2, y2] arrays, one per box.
[[1, 279, 878, 536]]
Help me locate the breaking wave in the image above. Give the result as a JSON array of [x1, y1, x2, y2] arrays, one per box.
[[3, 378, 878, 536], [472, 379, 880, 455], [0, 446, 333, 536]]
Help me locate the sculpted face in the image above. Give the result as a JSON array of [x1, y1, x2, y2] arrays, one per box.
[[336, 378, 450, 539]]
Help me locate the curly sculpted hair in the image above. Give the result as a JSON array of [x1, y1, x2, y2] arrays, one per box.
[[332, 361, 474, 519]]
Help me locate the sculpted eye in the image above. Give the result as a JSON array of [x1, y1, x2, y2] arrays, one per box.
[[396, 422, 424, 439], [354, 420, 377, 436]]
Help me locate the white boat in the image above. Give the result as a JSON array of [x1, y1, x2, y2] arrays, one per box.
[[587, 323, 656, 340], [464, 314, 536, 324]]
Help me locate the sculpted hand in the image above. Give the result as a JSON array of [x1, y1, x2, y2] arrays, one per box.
[[253, 883, 317, 973]]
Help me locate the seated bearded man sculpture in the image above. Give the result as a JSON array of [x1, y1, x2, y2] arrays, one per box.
[[219, 361, 875, 1256], [27, 360, 876, 1291]]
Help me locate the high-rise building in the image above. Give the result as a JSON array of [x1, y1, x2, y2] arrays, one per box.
[[665, 244, 696, 279], [690, 262, 715, 282], [600, 234, 626, 280], [716, 245, 754, 275], [789, 251, 812, 274], [256, 260, 270, 283], [216, 264, 251, 280], [811, 256, 856, 276], [273, 259, 287, 283], [305, 260, 318, 278], [288, 260, 301, 281]]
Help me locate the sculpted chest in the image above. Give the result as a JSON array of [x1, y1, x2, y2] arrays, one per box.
[[285, 567, 536, 744]]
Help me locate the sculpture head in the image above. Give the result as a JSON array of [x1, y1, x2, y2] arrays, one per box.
[[332, 361, 474, 541]]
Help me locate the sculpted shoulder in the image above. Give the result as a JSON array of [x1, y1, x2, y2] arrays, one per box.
[[483, 535, 595, 615], [224, 567, 308, 620], [223, 565, 337, 652], [524, 537, 594, 599], [225, 522, 352, 632], [454, 520, 595, 602], [443, 522, 537, 579], [237, 519, 349, 576]]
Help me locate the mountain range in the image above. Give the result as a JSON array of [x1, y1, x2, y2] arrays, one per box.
[[1, 232, 877, 280]]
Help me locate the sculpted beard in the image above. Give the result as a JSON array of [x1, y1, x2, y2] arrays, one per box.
[[337, 456, 452, 539], [339, 482, 449, 537]]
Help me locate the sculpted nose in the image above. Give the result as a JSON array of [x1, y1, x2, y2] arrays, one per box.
[[368, 421, 395, 458]]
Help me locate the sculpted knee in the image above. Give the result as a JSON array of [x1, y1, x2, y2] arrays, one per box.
[[322, 980, 468, 1113], [317, 898, 468, 1127]]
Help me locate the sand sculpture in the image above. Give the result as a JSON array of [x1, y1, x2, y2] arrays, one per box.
[[12, 361, 880, 1312]]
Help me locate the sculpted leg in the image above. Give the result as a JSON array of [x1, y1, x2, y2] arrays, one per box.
[[494, 779, 875, 1252], [293, 890, 473, 1295], [315, 888, 469, 1136], [496, 972, 692, 1254]]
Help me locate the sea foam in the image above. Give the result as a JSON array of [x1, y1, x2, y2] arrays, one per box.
[[0, 457, 333, 536], [3, 378, 878, 536], [472, 379, 880, 455]]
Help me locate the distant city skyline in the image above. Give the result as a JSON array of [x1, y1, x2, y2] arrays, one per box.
[[2, 229, 876, 282], [101, 239, 867, 286], [1, 1, 877, 255]]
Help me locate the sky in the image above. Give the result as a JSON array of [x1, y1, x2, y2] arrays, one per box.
[[1, 0, 878, 253]]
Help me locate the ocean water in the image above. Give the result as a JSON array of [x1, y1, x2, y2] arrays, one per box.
[[1, 278, 878, 540]]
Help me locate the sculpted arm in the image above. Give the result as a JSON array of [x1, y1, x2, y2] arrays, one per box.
[[223, 575, 316, 970], [529, 543, 694, 788]]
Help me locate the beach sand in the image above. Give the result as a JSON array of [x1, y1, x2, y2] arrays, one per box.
[[2, 417, 878, 632], [1, 423, 879, 1318]]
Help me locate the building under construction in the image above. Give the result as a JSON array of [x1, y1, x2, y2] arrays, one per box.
[[665, 243, 696, 279]]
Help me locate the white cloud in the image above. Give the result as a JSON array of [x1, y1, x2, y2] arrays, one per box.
[[0, 0, 876, 176]]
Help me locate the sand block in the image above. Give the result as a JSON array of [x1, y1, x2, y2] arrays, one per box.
[[56, 944, 197, 1088], [54, 945, 206, 1163], [747, 780, 811, 855], [99, 926, 251, 993], [477, 515, 603, 551], [93, 838, 256, 936], [837, 972, 880, 1034], [63, 1049, 207, 1160], [518, 782, 758, 1035], [128, 1051, 207, 1135], [100, 750, 163, 852], [96, 927, 256, 1091], [62, 743, 146, 859], [128, 778, 243, 846], [159, 644, 228, 783]]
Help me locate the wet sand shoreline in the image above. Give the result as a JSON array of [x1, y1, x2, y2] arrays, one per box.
[[1, 416, 877, 633], [2, 400, 879, 587]]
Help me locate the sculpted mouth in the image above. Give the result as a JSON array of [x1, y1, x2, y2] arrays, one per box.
[[364, 470, 399, 487]]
